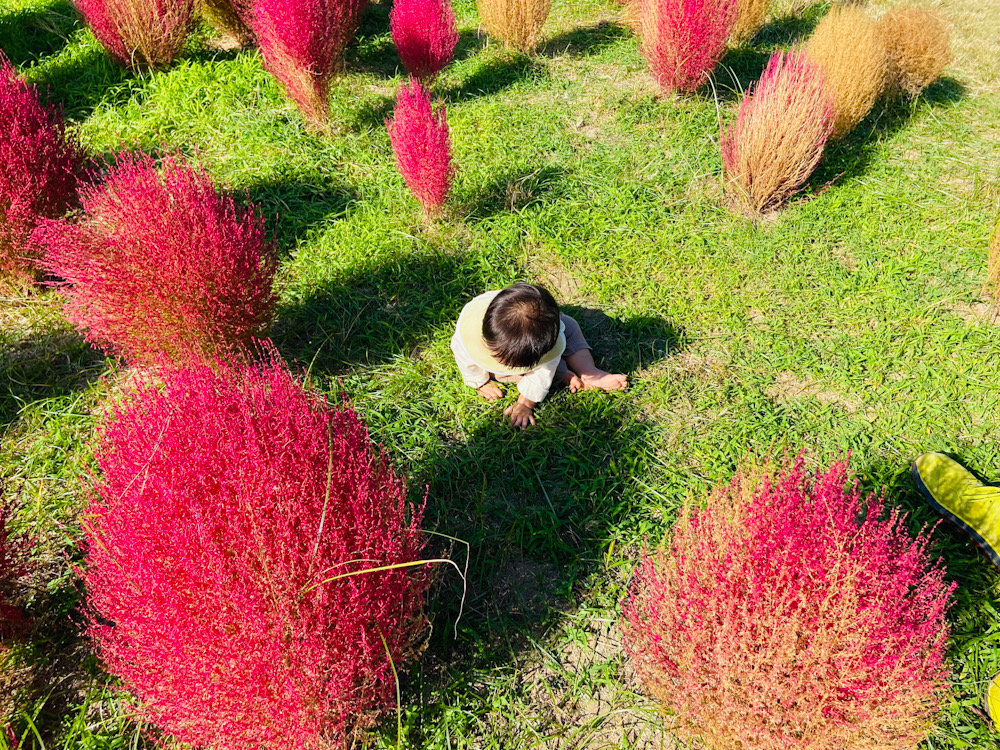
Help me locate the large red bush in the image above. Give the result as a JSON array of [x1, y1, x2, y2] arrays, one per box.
[[74, 0, 197, 68], [82, 356, 429, 750], [622, 458, 954, 750], [251, 0, 368, 129], [36, 152, 277, 366], [390, 0, 459, 81], [638, 0, 736, 94], [0, 54, 80, 283], [386, 79, 453, 217]]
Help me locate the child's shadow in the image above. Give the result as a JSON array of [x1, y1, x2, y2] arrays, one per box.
[[562, 305, 684, 375]]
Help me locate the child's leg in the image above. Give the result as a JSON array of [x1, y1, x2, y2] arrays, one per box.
[[560, 314, 629, 392]]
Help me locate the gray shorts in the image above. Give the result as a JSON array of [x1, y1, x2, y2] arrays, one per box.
[[492, 313, 591, 384]]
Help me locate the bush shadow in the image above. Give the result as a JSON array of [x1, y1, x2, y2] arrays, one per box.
[[442, 50, 545, 102], [31, 45, 134, 121], [0, 1, 78, 67], [463, 165, 565, 220], [750, 3, 826, 49], [711, 47, 770, 102], [538, 20, 630, 58], [244, 179, 359, 256], [348, 27, 486, 79]]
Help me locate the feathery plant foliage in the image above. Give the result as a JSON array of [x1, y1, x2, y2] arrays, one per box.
[[721, 50, 834, 216], [477, 0, 551, 53], [199, 0, 253, 48], [0, 55, 81, 284], [73, 0, 197, 68], [987, 216, 1000, 321], [877, 5, 951, 97], [82, 354, 429, 750], [36, 152, 277, 366], [806, 5, 888, 140], [0, 490, 29, 642], [622, 457, 955, 750], [730, 0, 771, 46], [387, 79, 454, 218], [251, 0, 368, 129], [639, 0, 737, 94], [390, 0, 459, 81]]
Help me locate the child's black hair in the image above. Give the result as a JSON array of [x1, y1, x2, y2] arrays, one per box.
[[482, 283, 561, 369]]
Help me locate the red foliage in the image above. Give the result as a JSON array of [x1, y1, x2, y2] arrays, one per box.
[[82, 355, 429, 750], [0, 54, 80, 282], [622, 458, 955, 750], [73, 0, 196, 68], [0, 490, 30, 640], [36, 152, 277, 366], [251, 0, 368, 129], [390, 0, 459, 81], [386, 79, 453, 217], [638, 0, 736, 94]]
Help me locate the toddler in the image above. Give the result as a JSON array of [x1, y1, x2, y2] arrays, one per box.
[[451, 283, 628, 428]]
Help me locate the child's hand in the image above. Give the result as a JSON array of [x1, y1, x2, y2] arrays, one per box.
[[477, 383, 503, 400], [504, 397, 536, 429]]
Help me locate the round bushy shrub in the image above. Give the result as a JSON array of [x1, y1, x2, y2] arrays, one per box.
[[877, 5, 951, 97], [36, 152, 277, 366], [0, 54, 81, 283], [390, 0, 459, 81], [639, 0, 736, 94], [82, 355, 429, 750], [622, 458, 955, 750], [477, 0, 551, 53], [74, 0, 197, 68]]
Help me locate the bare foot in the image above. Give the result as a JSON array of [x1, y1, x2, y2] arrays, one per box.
[[561, 371, 585, 393], [477, 384, 503, 400], [577, 370, 629, 391]]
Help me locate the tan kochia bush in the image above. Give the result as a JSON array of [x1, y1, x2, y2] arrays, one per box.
[[730, 0, 771, 45], [477, 0, 550, 52], [986, 218, 1000, 320], [877, 5, 951, 96], [199, 0, 253, 47], [806, 5, 887, 139]]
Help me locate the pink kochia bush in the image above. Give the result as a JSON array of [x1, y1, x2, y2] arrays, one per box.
[[252, 0, 368, 129], [82, 356, 429, 750], [36, 152, 277, 366], [390, 0, 459, 81], [387, 79, 453, 217], [622, 458, 955, 750], [639, 0, 736, 94], [0, 55, 80, 282], [73, 0, 197, 68]]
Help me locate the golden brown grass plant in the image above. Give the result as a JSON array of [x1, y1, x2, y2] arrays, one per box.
[[877, 5, 951, 96], [730, 0, 771, 45], [805, 5, 888, 139], [477, 0, 551, 52], [986, 216, 1000, 321], [721, 50, 834, 217], [199, 0, 253, 48]]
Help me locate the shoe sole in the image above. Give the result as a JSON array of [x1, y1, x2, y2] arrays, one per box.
[[911, 461, 1000, 572]]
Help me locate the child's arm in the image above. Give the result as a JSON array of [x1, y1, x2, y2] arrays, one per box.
[[504, 395, 537, 429], [450, 330, 490, 390]]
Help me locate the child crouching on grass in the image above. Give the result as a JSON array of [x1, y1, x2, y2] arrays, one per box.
[[451, 283, 628, 429]]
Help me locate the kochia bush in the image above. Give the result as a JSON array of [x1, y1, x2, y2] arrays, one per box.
[[0, 54, 81, 283], [639, 0, 736, 94], [387, 79, 454, 217], [36, 152, 277, 366], [82, 356, 429, 750], [477, 0, 551, 52], [877, 5, 951, 97], [622, 458, 955, 750], [74, 0, 197, 68], [251, 0, 368, 129], [390, 0, 459, 81], [721, 50, 833, 216]]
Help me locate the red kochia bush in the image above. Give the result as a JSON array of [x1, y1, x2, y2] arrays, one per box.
[[622, 458, 954, 750], [639, 0, 736, 94], [387, 79, 453, 217], [82, 356, 429, 750], [390, 0, 459, 81], [36, 152, 277, 366], [252, 0, 368, 129], [0, 55, 80, 282], [74, 0, 197, 68]]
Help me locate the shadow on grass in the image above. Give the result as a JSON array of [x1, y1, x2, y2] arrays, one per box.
[[538, 21, 630, 58], [463, 165, 566, 219], [562, 306, 684, 374], [750, 3, 826, 49], [0, 0, 78, 67], [30, 45, 134, 121], [245, 178, 359, 256], [443, 50, 545, 102]]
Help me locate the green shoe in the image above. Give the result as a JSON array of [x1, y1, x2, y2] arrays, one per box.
[[912, 453, 1000, 571], [987, 672, 1000, 728]]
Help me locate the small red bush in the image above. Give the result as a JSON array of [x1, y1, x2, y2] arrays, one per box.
[[390, 0, 459, 81], [0, 54, 81, 283], [36, 152, 277, 366], [82, 355, 429, 750], [639, 0, 736, 94], [386, 79, 453, 217], [622, 458, 955, 750], [73, 0, 197, 68], [251, 0, 368, 129]]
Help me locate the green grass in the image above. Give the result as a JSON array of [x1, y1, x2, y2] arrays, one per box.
[[3, 0, 1000, 747]]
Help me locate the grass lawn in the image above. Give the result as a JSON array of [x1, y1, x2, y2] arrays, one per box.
[[2, 0, 1000, 747]]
